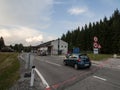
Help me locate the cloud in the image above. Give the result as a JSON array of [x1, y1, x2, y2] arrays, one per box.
[[0, 0, 53, 27], [68, 7, 87, 15], [67, 6, 95, 18], [0, 0, 57, 46], [26, 35, 43, 43], [0, 26, 56, 46]]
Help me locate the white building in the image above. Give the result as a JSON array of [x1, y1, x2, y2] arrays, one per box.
[[37, 39, 68, 55]]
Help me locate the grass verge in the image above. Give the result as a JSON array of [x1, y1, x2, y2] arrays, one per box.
[[88, 53, 112, 61], [0, 52, 20, 90]]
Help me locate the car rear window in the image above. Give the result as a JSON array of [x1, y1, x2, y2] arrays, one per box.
[[79, 55, 89, 59], [69, 54, 78, 59]]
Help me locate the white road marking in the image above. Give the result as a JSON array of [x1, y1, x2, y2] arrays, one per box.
[[19, 56, 24, 60], [93, 76, 107, 81], [34, 68, 50, 88], [45, 61, 61, 67]]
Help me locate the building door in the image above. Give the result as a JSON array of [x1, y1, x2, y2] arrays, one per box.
[[48, 46, 52, 55]]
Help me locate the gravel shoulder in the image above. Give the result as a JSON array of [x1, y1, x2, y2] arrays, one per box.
[[92, 58, 120, 69], [9, 54, 43, 90]]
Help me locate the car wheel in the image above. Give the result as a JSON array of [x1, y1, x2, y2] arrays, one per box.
[[74, 64, 78, 70], [63, 61, 67, 65]]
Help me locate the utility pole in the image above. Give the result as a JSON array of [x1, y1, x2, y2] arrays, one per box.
[[58, 38, 60, 55]]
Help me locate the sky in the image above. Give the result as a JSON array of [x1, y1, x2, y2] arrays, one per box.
[[0, 0, 120, 46]]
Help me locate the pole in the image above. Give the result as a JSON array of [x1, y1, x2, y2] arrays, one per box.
[[58, 38, 60, 55], [25, 53, 30, 69]]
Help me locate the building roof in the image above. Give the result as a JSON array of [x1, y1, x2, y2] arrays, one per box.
[[32, 39, 67, 49], [37, 40, 53, 47]]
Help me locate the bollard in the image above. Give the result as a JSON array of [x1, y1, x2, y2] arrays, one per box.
[[30, 66, 35, 87], [25, 53, 30, 69], [25, 53, 34, 69], [30, 54, 34, 69]]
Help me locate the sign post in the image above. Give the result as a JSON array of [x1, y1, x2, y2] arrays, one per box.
[[93, 48, 99, 54], [93, 36, 101, 54]]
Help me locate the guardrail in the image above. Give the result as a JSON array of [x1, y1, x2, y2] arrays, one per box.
[[25, 53, 34, 69], [30, 66, 50, 89], [20, 53, 50, 89]]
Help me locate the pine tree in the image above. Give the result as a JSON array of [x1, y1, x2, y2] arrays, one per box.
[[0, 37, 5, 50], [61, 9, 120, 54]]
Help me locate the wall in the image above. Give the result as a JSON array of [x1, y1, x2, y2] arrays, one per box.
[[51, 39, 68, 55]]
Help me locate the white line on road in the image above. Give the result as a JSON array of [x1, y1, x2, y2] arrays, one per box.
[[34, 68, 50, 88], [45, 61, 61, 67], [93, 76, 107, 81]]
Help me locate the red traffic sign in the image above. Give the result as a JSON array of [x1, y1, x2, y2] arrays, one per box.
[[94, 36, 98, 42], [93, 42, 98, 48], [98, 44, 101, 49]]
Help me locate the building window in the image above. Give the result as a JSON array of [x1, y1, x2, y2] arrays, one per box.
[[61, 45, 63, 48], [65, 46, 66, 48]]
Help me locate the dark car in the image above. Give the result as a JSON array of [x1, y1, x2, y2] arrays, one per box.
[[63, 54, 91, 69]]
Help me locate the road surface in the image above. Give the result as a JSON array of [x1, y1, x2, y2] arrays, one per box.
[[22, 53, 120, 90], [33, 55, 99, 90]]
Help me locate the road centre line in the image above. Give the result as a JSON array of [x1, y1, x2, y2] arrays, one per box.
[[45, 61, 61, 67], [93, 75, 107, 81]]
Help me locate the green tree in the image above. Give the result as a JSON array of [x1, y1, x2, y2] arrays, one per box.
[[0, 37, 5, 50], [61, 9, 120, 54], [14, 43, 24, 52]]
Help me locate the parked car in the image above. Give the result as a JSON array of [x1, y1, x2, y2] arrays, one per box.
[[63, 54, 91, 69], [37, 50, 47, 56]]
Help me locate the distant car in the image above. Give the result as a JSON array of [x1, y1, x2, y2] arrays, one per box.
[[63, 54, 91, 69], [37, 50, 47, 56]]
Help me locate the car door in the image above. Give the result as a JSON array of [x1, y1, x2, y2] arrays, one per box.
[[66, 55, 72, 65], [69, 55, 78, 66], [68, 55, 73, 66]]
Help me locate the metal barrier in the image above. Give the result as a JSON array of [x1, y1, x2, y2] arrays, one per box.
[[25, 53, 34, 69], [30, 66, 50, 89], [22, 53, 50, 89]]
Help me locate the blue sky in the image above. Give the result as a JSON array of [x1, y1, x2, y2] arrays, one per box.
[[0, 0, 120, 46]]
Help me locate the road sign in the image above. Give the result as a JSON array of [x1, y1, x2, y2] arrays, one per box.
[[93, 42, 98, 48], [93, 48, 98, 54], [73, 48, 80, 54], [98, 44, 101, 49], [94, 36, 98, 42]]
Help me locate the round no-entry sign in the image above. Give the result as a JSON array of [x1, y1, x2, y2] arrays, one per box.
[[94, 42, 98, 48], [94, 36, 98, 42]]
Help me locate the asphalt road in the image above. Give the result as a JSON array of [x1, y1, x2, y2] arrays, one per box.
[[65, 58, 120, 90], [22, 53, 120, 90], [65, 67, 120, 90], [33, 55, 99, 90]]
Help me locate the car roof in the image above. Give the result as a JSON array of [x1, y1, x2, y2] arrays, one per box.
[[72, 53, 87, 56]]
